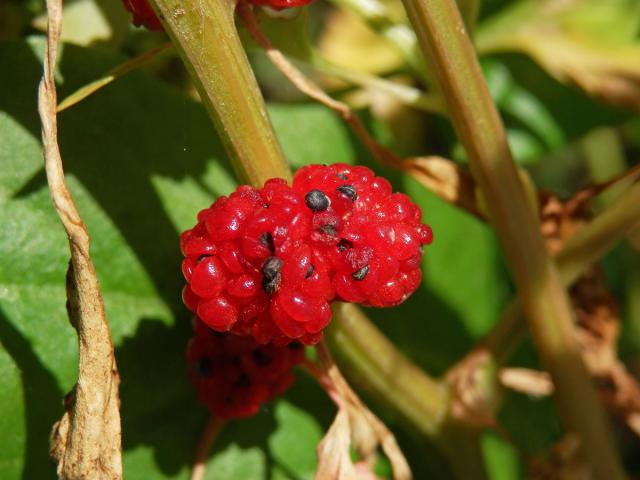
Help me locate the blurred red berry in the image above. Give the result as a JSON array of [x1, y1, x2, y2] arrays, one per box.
[[121, 0, 163, 31], [187, 320, 304, 419]]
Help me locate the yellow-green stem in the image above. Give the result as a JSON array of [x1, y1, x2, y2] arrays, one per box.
[[149, 0, 290, 184], [486, 181, 640, 361], [328, 303, 450, 437], [399, 0, 626, 477]]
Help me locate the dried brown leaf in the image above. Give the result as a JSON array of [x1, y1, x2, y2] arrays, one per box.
[[39, 0, 122, 477], [499, 368, 553, 397], [528, 435, 589, 480], [445, 349, 499, 428], [316, 409, 362, 480], [313, 343, 412, 480], [404, 156, 482, 218]]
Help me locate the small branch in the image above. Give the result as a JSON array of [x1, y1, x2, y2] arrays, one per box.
[[148, 0, 291, 185], [191, 417, 225, 480], [238, 3, 402, 170], [499, 368, 553, 397], [40, 0, 122, 477], [57, 42, 173, 112], [398, 0, 626, 477], [484, 180, 640, 361], [240, 5, 482, 218]]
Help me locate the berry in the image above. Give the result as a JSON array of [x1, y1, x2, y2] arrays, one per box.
[[181, 163, 432, 344], [292, 163, 432, 307], [182, 183, 333, 345], [187, 320, 304, 419], [121, 0, 163, 31]]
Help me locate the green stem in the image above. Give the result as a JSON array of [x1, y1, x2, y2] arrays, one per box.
[[485, 181, 640, 361], [149, 0, 290, 184], [327, 304, 489, 480], [399, 0, 626, 478], [327, 303, 450, 438]]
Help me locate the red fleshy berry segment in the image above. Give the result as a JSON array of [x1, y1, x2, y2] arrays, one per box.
[[187, 320, 304, 419], [181, 184, 330, 345], [292, 164, 432, 307], [121, 0, 163, 31], [181, 163, 432, 344]]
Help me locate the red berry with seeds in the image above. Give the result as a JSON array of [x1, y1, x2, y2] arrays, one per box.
[[182, 183, 333, 345], [292, 164, 432, 307], [181, 164, 432, 344]]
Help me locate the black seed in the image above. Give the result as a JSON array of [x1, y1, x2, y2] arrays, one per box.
[[237, 373, 252, 387], [196, 357, 213, 377], [261, 256, 283, 294], [305, 189, 330, 212], [259, 232, 275, 253], [336, 184, 357, 201], [305, 264, 315, 279], [320, 224, 337, 236], [252, 349, 273, 366], [336, 172, 348, 180], [337, 239, 352, 252], [352, 265, 369, 281], [288, 341, 303, 350]]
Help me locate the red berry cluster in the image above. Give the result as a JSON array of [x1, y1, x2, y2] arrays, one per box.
[[181, 164, 432, 346], [121, 0, 315, 31], [187, 319, 304, 419]]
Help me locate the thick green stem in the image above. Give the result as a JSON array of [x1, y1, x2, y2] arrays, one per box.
[[327, 304, 488, 480], [327, 303, 450, 437], [149, 0, 290, 184], [485, 181, 640, 360], [399, 0, 626, 477]]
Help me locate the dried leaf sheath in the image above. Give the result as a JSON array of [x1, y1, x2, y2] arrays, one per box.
[[38, 0, 122, 477]]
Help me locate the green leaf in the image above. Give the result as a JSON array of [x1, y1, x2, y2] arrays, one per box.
[[476, 0, 640, 109], [0, 36, 334, 479]]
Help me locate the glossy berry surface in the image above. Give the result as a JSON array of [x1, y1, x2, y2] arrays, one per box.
[[292, 163, 433, 307], [122, 0, 163, 31], [187, 320, 304, 419], [181, 164, 432, 345]]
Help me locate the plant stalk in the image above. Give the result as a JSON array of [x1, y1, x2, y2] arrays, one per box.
[[149, 0, 290, 184], [327, 303, 450, 438], [485, 181, 640, 360], [399, 0, 626, 477]]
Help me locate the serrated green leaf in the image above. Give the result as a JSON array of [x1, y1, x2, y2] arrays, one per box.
[[0, 36, 336, 479]]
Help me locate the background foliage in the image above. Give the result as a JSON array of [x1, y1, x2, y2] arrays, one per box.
[[1, 0, 639, 478]]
